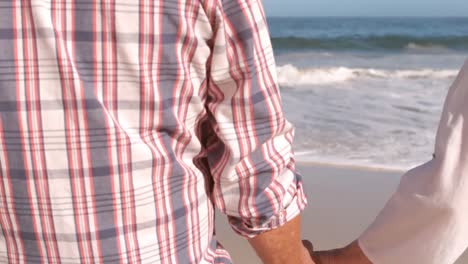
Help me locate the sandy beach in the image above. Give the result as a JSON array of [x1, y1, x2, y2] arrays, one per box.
[[216, 163, 468, 264]]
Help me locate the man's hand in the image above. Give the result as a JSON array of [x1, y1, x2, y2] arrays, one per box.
[[303, 240, 372, 264]]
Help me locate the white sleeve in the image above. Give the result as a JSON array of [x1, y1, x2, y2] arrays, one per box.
[[358, 60, 468, 264]]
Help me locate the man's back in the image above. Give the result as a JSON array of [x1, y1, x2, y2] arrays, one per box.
[[0, 1, 307, 263]]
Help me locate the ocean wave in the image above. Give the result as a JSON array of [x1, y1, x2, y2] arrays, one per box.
[[276, 64, 458, 86], [405, 42, 449, 52], [271, 35, 468, 52]]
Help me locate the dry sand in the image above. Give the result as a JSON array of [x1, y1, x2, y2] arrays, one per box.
[[215, 163, 468, 264]]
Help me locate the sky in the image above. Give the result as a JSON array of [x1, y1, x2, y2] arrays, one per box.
[[264, 0, 468, 17]]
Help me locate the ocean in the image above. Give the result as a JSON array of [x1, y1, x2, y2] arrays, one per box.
[[268, 17, 468, 170]]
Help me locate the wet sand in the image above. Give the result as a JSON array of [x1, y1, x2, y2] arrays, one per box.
[[216, 163, 468, 264]]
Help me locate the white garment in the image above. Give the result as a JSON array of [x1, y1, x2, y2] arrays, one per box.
[[359, 60, 468, 264]]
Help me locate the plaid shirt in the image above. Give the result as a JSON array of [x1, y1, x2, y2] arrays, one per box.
[[0, 0, 307, 263]]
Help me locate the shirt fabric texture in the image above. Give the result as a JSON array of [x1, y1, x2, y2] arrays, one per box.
[[0, 0, 307, 263], [359, 60, 468, 264]]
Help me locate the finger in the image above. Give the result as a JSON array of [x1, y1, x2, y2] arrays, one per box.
[[302, 240, 314, 253]]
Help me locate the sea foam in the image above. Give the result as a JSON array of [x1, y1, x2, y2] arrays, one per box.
[[276, 64, 459, 86]]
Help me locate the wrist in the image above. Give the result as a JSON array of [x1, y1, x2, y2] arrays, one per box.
[[249, 215, 309, 264]]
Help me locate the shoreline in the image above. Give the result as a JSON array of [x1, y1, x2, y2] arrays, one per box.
[[294, 159, 409, 173]]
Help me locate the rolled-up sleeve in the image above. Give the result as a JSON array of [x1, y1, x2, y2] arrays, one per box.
[[204, 0, 307, 238]]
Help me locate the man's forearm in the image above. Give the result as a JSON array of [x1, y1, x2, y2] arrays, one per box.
[[248, 215, 315, 264]]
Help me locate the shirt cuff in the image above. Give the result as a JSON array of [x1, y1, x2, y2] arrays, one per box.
[[227, 176, 308, 238]]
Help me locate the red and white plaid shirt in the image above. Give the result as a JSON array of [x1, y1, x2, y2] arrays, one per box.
[[0, 0, 307, 263]]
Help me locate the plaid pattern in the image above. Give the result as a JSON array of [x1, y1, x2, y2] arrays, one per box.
[[0, 0, 307, 263]]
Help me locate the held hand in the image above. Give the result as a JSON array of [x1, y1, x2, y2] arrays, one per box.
[[300, 240, 318, 264], [302, 240, 373, 264]]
